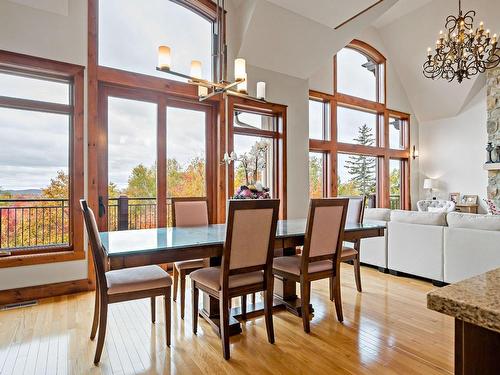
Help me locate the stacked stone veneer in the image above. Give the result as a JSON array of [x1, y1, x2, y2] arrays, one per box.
[[487, 68, 500, 205]]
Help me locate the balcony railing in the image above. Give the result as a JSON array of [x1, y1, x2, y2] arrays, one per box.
[[0, 198, 69, 250], [366, 194, 401, 209], [107, 197, 157, 231]]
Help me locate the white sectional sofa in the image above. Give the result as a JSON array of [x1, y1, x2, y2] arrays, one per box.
[[361, 209, 500, 285]]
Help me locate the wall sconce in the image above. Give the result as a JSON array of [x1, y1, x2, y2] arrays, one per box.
[[412, 145, 419, 160], [222, 151, 237, 165]]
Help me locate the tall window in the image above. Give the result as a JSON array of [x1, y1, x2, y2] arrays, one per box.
[[0, 51, 84, 264], [228, 96, 287, 218], [309, 40, 410, 209], [98, 0, 213, 81]]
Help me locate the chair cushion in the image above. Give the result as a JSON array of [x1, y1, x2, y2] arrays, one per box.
[[273, 255, 333, 276], [106, 265, 172, 295], [341, 246, 358, 259], [174, 259, 205, 270], [190, 267, 264, 292]]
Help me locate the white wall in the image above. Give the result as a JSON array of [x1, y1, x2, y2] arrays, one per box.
[[418, 88, 488, 213], [0, 0, 88, 290], [309, 27, 421, 209], [246, 65, 310, 218]]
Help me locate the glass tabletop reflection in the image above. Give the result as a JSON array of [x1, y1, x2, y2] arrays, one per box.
[[100, 219, 385, 257]]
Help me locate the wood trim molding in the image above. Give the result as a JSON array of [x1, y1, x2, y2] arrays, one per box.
[[0, 278, 92, 306], [0, 251, 85, 269], [334, 1, 384, 30]]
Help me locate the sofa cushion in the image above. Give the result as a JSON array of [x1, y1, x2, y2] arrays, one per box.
[[390, 210, 447, 226], [447, 212, 500, 231], [363, 208, 391, 222]]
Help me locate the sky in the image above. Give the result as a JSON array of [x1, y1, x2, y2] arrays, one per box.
[[0, 1, 401, 193]]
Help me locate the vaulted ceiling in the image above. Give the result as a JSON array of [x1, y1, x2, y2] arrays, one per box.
[[374, 0, 500, 122], [230, 0, 398, 79], [231, 0, 500, 123]]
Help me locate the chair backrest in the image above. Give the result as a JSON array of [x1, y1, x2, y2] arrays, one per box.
[[301, 198, 349, 271], [171, 197, 209, 227], [221, 199, 280, 287], [341, 196, 365, 224], [80, 199, 108, 287]]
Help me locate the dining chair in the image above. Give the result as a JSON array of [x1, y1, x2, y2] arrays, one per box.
[[171, 197, 209, 319], [339, 196, 365, 293], [80, 200, 172, 364], [273, 198, 348, 332], [191, 199, 280, 360]]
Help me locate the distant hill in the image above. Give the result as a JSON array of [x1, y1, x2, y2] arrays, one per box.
[[3, 189, 43, 196]]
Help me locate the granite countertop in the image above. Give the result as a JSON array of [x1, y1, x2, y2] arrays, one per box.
[[427, 268, 500, 333]]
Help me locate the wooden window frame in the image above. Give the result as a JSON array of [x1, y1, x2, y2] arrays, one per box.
[[308, 40, 411, 209], [97, 83, 218, 229], [227, 95, 287, 219], [0, 50, 85, 268]]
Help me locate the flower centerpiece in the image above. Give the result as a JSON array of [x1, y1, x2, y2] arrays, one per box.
[[233, 140, 271, 199]]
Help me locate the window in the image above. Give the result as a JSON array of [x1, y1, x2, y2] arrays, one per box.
[[309, 152, 326, 198], [308, 40, 411, 209], [337, 106, 378, 146], [308, 99, 329, 140], [0, 51, 84, 265], [98, 0, 213, 81], [336, 47, 382, 103], [228, 96, 287, 218]]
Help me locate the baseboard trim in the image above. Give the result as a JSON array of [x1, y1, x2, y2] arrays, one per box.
[[0, 278, 93, 305]]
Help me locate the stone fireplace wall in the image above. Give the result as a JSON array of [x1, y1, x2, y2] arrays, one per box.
[[487, 68, 500, 205]]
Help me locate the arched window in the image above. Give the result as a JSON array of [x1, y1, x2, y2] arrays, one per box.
[[98, 0, 214, 81], [308, 40, 410, 210]]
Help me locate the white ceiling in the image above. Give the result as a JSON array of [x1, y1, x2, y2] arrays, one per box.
[[235, 0, 398, 79], [265, 0, 378, 29], [374, 0, 500, 122]]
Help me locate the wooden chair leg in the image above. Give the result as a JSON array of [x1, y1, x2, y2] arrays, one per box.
[[241, 294, 247, 320], [172, 265, 178, 302], [353, 257, 362, 292], [192, 281, 199, 334], [264, 287, 275, 344], [219, 295, 231, 360], [332, 276, 344, 322], [300, 280, 311, 333], [180, 270, 186, 319], [90, 289, 99, 340], [329, 277, 334, 301], [151, 296, 156, 323], [165, 288, 171, 347], [94, 295, 108, 365]]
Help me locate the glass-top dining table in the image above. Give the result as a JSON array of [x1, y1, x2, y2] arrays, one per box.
[[100, 218, 386, 336]]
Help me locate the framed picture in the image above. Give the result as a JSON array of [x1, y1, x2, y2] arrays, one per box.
[[463, 195, 478, 205], [449, 192, 460, 204]]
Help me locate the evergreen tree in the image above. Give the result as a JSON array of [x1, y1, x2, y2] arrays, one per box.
[[344, 124, 376, 196]]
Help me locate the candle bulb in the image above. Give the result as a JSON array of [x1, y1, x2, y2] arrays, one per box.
[[427, 47, 432, 56], [237, 73, 247, 94], [190, 60, 208, 97], [158, 46, 171, 69], [234, 58, 246, 81], [256, 81, 266, 100]]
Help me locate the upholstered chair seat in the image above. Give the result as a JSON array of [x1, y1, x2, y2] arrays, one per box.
[[174, 259, 206, 270], [106, 265, 172, 295], [417, 199, 456, 213], [341, 247, 358, 259], [190, 267, 264, 291], [273, 255, 333, 275]]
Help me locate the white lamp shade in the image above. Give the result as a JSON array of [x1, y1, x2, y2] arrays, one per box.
[[158, 46, 171, 69], [234, 58, 246, 81], [256, 81, 266, 99], [423, 178, 435, 189], [190, 60, 202, 79]]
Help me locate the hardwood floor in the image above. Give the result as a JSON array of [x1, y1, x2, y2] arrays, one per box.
[[0, 265, 454, 374]]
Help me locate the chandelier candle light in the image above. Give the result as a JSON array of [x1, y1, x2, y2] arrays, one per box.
[[423, 0, 499, 83], [156, 0, 247, 101]]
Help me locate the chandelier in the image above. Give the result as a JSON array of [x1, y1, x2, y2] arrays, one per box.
[[423, 0, 499, 83], [156, 0, 247, 101]]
